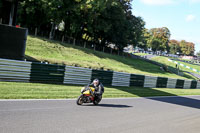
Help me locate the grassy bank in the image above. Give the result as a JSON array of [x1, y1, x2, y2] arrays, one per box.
[[174, 60, 200, 74], [1, 82, 200, 99], [25, 36, 190, 79], [151, 56, 198, 79]]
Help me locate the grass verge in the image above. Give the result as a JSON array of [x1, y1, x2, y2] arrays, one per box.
[[151, 56, 198, 80], [25, 36, 189, 79], [1, 82, 200, 99], [174, 60, 200, 74]]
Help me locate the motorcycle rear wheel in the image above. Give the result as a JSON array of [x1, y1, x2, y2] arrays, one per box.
[[93, 95, 102, 105], [76, 95, 84, 105]]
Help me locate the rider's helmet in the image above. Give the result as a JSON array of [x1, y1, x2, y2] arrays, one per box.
[[93, 79, 99, 87]]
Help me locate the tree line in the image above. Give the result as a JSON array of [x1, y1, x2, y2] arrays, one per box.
[[169, 40, 195, 55], [139, 27, 195, 55], [15, 0, 145, 52], [0, 0, 195, 55]]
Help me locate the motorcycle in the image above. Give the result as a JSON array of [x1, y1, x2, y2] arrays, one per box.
[[76, 85, 102, 105]]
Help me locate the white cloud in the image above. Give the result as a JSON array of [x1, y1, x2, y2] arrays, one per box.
[[185, 14, 196, 22], [140, 0, 175, 5]]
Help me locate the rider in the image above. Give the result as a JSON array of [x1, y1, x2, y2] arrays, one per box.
[[90, 79, 104, 98]]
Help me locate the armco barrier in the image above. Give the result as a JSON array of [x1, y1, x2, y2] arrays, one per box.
[[191, 80, 197, 89], [112, 72, 130, 87], [167, 78, 177, 88], [64, 66, 92, 85], [175, 79, 185, 89], [0, 58, 31, 82], [91, 70, 113, 86], [183, 80, 192, 89], [168, 59, 200, 74], [197, 82, 200, 88], [156, 77, 168, 88], [144, 76, 157, 88], [0, 58, 200, 89], [30, 62, 65, 84], [171, 59, 200, 66], [130, 74, 145, 87]]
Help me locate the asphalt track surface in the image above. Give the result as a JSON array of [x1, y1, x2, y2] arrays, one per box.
[[1, 96, 200, 133]]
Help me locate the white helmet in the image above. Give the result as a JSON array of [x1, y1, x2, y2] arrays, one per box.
[[93, 79, 99, 86]]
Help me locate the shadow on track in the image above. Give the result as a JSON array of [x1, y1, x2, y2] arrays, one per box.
[[97, 104, 132, 108], [114, 86, 200, 109], [83, 104, 132, 108], [147, 96, 200, 109]]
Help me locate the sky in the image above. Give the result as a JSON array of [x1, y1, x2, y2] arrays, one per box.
[[131, 0, 200, 54]]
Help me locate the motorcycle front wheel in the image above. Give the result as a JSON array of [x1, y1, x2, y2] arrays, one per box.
[[76, 95, 84, 105]]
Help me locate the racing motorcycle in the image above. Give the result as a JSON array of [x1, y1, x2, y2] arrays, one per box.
[[76, 85, 102, 105]]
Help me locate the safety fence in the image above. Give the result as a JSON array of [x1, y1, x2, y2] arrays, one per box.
[[168, 59, 200, 74], [112, 72, 130, 87], [131, 54, 181, 75], [0, 58, 200, 89], [64, 66, 92, 85], [0, 58, 31, 82], [171, 59, 200, 66]]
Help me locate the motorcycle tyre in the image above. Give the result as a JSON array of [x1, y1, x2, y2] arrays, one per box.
[[93, 96, 102, 105], [76, 95, 84, 105]]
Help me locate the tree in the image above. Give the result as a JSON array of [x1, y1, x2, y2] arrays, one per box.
[[187, 42, 195, 55], [169, 39, 195, 55], [0, 0, 2, 21], [197, 51, 200, 56], [179, 40, 188, 55], [147, 27, 171, 52], [0, 0, 2, 9], [16, 0, 145, 51], [179, 40, 195, 55], [169, 40, 180, 54], [18, 0, 51, 29]]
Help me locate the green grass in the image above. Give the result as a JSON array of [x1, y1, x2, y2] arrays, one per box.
[[0, 82, 200, 99], [151, 56, 198, 80], [151, 56, 179, 68], [25, 36, 189, 79], [152, 56, 198, 74], [174, 60, 200, 74]]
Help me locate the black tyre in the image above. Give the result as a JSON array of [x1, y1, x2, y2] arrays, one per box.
[[93, 100, 99, 105], [76, 95, 84, 105], [93, 95, 102, 105]]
